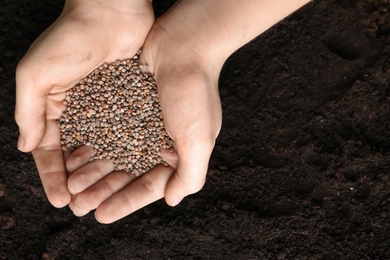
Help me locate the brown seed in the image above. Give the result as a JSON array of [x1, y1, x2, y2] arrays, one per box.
[[58, 50, 172, 176]]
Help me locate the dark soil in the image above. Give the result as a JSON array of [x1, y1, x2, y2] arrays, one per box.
[[1, 0, 389, 259]]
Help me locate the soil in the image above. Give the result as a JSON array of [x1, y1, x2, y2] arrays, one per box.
[[1, 0, 389, 259]]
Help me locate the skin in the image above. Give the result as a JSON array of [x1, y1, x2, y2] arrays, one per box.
[[16, 0, 310, 223]]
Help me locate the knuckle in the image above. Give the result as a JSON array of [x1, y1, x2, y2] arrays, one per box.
[[66, 153, 84, 171], [140, 176, 156, 195], [75, 196, 95, 211]]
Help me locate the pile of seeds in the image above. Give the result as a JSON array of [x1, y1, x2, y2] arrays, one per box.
[[58, 51, 172, 176]]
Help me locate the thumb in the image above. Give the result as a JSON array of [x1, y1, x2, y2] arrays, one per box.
[[164, 137, 214, 206], [15, 65, 48, 152]]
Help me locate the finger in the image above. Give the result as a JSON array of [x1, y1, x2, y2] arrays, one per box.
[[73, 171, 137, 211], [46, 92, 67, 120], [160, 148, 179, 169], [67, 159, 115, 194], [95, 165, 174, 224], [68, 159, 114, 194], [15, 62, 50, 152], [32, 119, 71, 208], [164, 137, 214, 206], [63, 149, 73, 162], [68, 194, 91, 217], [65, 145, 95, 173], [66, 147, 91, 216], [65, 146, 95, 216]]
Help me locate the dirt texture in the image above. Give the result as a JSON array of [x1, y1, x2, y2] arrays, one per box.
[[1, 0, 389, 259]]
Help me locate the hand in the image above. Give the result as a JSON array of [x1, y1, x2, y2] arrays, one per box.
[[65, 2, 223, 223], [64, 0, 310, 223], [139, 19, 224, 208], [15, 0, 154, 208]]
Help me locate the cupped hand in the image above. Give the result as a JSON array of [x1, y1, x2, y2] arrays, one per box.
[[66, 2, 224, 223], [140, 26, 223, 208], [15, 0, 154, 208]]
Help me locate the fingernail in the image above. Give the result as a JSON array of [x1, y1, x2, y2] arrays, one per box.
[[73, 210, 89, 217], [68, 188, 77, 195], [171, 197, 183, 207], [17, 134, 25, 151]]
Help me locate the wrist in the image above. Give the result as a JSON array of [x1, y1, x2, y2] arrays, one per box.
[[145, 2, 231, 77], [157, 0, 310, 67], [62, 0, 154, 47]]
